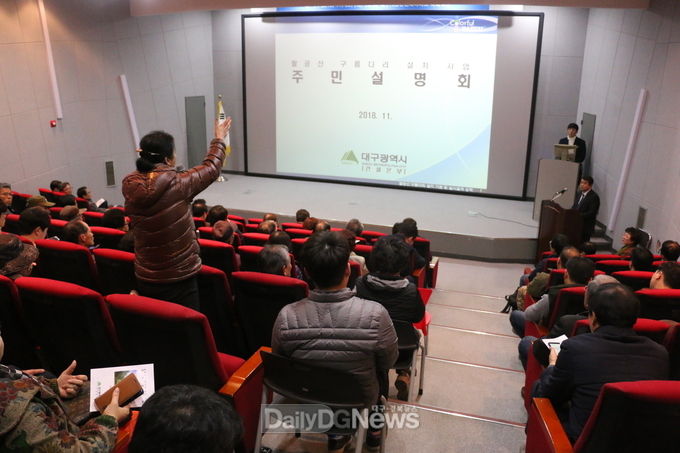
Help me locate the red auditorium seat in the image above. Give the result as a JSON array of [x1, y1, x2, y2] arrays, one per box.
[[75, 196, 89, 210], [348, 260, 361, 288], [247, 218, 263, 225], [663, 324, 680, 380], [595, 259, 631, 274], [82, 211, 104, 226], [47, 218, 67, 238], [241, 232, 270, 246], [38, 188, 55, 202], [228, 214, 246, 224], [2, 214, 21, 235], [193, 217, 206, 228], [0, 275, 43, 369], [93, 248, 136, 295], [238, 245, 263, 272], [526, 380, 680, 453], [290, 237, 307, 259], [106, 294, 245, 390], [612, 270, 654, 291], [571, 317, 670, 343], [280, 222, 302, 230], [584, 253, 627, 262], [635, 288, 680, 321], [48, 206, 62, 220], [91, 226, 125, 250], [360, 230, 386, 244], [282, 228, 312, 239], [33, 239, 99, 290], [10, 191, 31, 213], [16, 277, 120, 375], [354, 243, 373, 260], [198, 226, 214, 240], [197, 265, 245, 357], [231, 271, 308, 355], [197, 238, 238, 280]]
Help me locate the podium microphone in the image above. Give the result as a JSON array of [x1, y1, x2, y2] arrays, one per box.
[[551, 187, 568, 201]]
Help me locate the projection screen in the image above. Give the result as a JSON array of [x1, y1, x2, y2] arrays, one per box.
[[242, 11, 543, 199]]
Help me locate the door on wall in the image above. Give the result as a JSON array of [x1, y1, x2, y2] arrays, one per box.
[[185, 96, 207, 169], [580, 113, 596, 180]]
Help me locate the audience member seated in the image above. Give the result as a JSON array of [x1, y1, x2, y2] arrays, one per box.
[[54, 182, 75, 207], [346, 218, 364, 237], [629, 247, 654, 272], [578, 241, 597, 256], [339, 229, 368, 276], [301, 216, 319, 231], [0, 234, 36, 279], [272, 231, 398, 451], [523, 234, 569, 286], [206, 205, 228, 226], [660, 240, 680, 262], [59, 181, 73, 195], [192, 198, 208, 221], [532, 283, 669, 441], [62, 220, 96, 249], [519, 274, 618, 369], [19, 207, 50, 248], [0, 200, 7, 232], [267, 230, 292, 250], [394, 220, 428, 277], [510, 251, 593, 338], [59, 205, 84, 223], [26, 195, 54, 210], [129, 384, 241, 453], [650, 261, 680, 289], [77, 186, 107, 212], [314, 220, 331, 232], [0, 339, 130, 452], [213, 220, 235, 245], [618, 226, 642, 257], [258, 244, 292, 276], [295, 208, 310, 223], [0, 183, 12, 213], [355, 234, 425, 400], [256, 220, 277, 234], [263, 212, 278, 224], [101, 209, 129, 232], [49, 180, 62, 191]]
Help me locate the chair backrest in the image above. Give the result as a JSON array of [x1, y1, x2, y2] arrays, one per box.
[[34, 239, 99, 290], [241, 232, 270, 246], [93, 248, 136, 295], [281, 222, 303, 230], [48, 206, 62, 219], [290, 237, 308, 259], [354, 243, 373, 260], [612, 270, 655, 291], [545, 257, 559, 270], [360, 230, 386, 244], [585, 254, 628, 262], [16, 277, 119, 375], [663, 324, 680, 380], [38, 188, 54, 202], [82, 211, 104, 226], [198, 226, 214, 240], [547, 286, 586, 329], [238, 245, 264, 272], [260, 350, 366, 408], [106, 293, 228, 389], [572, 318, 671, 344], [573, 381, 680, 453], [2, 214, 21, 235], [348, 260, 360, 288], [228, 214, 246, 224], [10, 192, 30, 214], [75, 197, 89, 210], [197, 265, 245, 357], [193, 217, 206, 229], [90, 226, 126, 250], [413, 236, 432, 262], [47, 219, 67, 238], [595, 259, 631, 274], [247, 218, 263, 225], [548, 268, 566, 287], [285, 228, 313, 239], [0, 275, 42, 369], [231, 271, 308, 355], [635, 289, 680, 321], [197, 239, 238, 278]]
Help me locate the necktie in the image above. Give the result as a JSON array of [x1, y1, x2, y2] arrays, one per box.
[[578, 193, 585, 207]]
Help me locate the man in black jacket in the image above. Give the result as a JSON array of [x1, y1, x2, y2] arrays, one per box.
[[532, 283, 669, 441], [559, 122, 587, 163], [572, 176, 600, 242]]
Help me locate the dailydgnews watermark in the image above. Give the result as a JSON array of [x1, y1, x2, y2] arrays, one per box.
[[261, 404, 420, 433]]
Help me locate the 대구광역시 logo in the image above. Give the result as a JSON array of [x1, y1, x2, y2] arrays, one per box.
[[341, 150, 359, 164]]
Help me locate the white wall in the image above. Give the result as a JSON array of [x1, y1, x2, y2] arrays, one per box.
[[578, 0, 680, 249], [0, 0, 214, 205]]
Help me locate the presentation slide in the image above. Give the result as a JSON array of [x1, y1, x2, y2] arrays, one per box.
[[243, 13, 542, 198]]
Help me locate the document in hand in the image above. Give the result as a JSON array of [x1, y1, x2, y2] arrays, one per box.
[[89, 363, 155, 412], [542, 334, 569, 354]]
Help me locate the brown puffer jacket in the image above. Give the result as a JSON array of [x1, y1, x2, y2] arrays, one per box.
[[122, 139, 226, 283]]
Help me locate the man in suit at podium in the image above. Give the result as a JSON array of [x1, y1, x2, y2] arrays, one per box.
[[559, 123, 587, 163], [573, 176, 600, 242]]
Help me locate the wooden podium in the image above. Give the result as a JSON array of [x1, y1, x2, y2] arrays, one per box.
[[536, 200, 583, 262]]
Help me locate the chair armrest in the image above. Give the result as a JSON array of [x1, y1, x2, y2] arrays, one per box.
[[412, 266, 427, 288], [417, 288, 433, 305], [219, 346, 271, 452], [525, 398, 573, 453], [113, 410, 139, 453]]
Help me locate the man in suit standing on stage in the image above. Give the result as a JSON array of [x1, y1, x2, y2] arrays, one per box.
[[559, 123, 587, 163], [573, 176, 600, 242]]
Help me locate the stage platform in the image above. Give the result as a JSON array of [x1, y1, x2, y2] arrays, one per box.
[[200, 174, 539, 262]]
